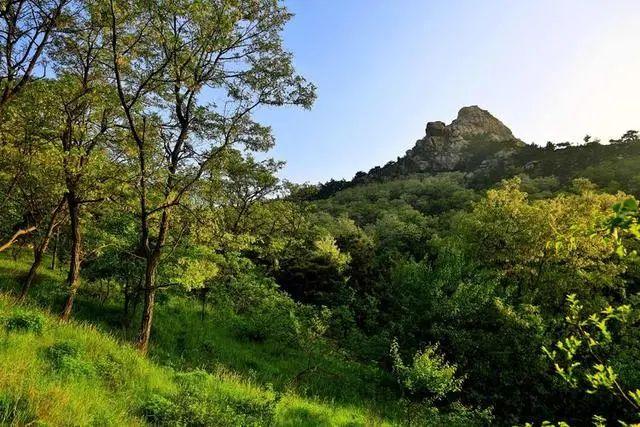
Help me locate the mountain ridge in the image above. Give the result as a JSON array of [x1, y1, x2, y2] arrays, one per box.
[[307, 106, 640, 200], [354, 105, 523, 183]]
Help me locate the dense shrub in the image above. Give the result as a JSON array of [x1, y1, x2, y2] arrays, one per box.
[[232, 316, 269, 343], [4, 309, 45, 333], [390, 339, 463, 401], [141, 394, 179, 425], [400, 401, 493, 427], [141, 370, 277, 426], [215, 270, 303, 346], [44, 341, 95, 377]]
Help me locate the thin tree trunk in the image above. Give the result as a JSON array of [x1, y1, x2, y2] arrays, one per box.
[[61, 195, 81, 321], [50, 227, 60, 270], [137, 253, 160, 354], [136, 207, 171, 353], [20, 198, 65, 299], [21, 250, 44, 299], [122, 280, 131, 327], [200, 287, 208, 321]]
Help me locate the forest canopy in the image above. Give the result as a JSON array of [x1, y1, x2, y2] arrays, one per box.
[[1, 0, 640, 425]]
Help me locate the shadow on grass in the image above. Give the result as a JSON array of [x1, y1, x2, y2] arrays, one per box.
[[278, 406, 332, 427], [0, 254, 401, 415]]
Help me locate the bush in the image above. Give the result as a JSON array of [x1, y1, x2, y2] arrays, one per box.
[[94, 349, 138, 388], [141, 394, 179, 425], [401, 400, 493, 426], [4, 309, 45, 333], [390, 339, 463, 400], [44, 341, 95, 377], [232, 317, 268, 343], [221, 272, 302, 346], [142, 370, 277, 426]]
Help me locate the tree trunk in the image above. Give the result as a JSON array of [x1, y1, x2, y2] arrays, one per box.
[[137, 254, 160, 354], [20, 198, 65, 299], [21, 250, 44, 299], [122, 280, 131, 327], [136, 201, 171, 353], [200, 287, 208, 321], [50, 227, 60, 270], [61, 195, 81, 321]]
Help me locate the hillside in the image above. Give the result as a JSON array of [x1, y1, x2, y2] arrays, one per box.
[[1, 96, 640, 425], [0, 256, 398, 426], [311, 106, 640, 199], [0, 0, 639, 424], [2, 105, 640, 425]]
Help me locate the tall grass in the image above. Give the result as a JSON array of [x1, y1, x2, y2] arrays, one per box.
[[0, 255, 398, 425]]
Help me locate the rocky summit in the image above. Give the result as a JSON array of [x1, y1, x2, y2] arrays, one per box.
[[446, 105, 518, 142], [357, 106, 523, 181]]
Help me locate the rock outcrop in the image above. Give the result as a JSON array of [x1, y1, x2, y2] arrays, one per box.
[[360, 106, 523, 180], [449, 105, 517, 142]]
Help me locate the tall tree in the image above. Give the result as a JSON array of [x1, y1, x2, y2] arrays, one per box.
[[106, 0, 315, 352], [47, 14, 117, 319], [0, 0, 75, 257]]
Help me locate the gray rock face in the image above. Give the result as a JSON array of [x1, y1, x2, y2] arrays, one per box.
[[449, 105, 516, 142], [425, 121, 446, 137], [356, 105, 523, 182], [399, 106, 521, 173]]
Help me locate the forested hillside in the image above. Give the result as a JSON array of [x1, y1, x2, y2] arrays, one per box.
[[1, 0, 640, 425]]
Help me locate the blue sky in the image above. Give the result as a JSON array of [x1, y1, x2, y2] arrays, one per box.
[[256, 0, 640, 184]]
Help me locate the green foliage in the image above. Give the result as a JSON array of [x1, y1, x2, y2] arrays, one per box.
[[314, 235, 352, 272], [297, 174, 640, 423], [142, 371, 277, 426], [399, 401, 493, 427], [44, 341, 95, 378], [141, 393, 179, 424], [539, 196, 640, 425], [390, 339, 463, 400], [163, 246, 221, 291], [4, 309, 45, 333], [451, 178, 626, 307], [315, 172, 477, 227], [542, 294, 639, 424], [2, 23, 640, 424]]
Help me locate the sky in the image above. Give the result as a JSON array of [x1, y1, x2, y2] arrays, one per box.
[[256, 0, 640, 184]]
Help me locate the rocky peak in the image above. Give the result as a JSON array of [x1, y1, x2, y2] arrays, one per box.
[[359, 106, 523, 181], [449, 105, 516, 142], [425, 106, 516, 142]]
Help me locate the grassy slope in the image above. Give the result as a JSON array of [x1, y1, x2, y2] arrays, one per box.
[[0, 255, 397, 426]]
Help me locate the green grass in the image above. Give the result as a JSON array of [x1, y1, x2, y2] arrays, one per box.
[[0, 293, 396, 425], [0, 254, 397, 402], [147, 297, 397, 403], [0, 254, 400, 425]]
